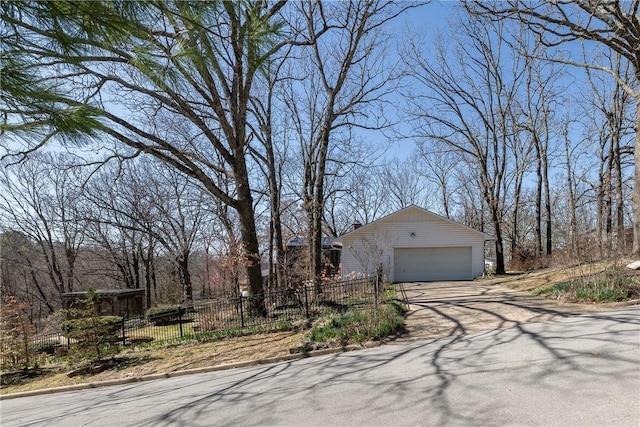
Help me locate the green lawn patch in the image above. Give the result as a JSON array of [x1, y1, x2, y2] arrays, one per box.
[[307, 299, 406, 347], [531, 273, 639, 303]]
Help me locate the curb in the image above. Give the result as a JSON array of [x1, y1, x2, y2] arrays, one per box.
[[0, 343, 376, 401]]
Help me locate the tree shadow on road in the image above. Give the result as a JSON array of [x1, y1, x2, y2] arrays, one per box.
[[9, 283, 638, 427], [121, 299, 638, 426]]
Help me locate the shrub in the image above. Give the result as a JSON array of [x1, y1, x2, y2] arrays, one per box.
[[61, 315, 123, 361], [30, 338, 60, 356], [308, 300, 405, 347], [510, 246, 551, 271], [146, 305, 184, 326], [61, 290, 123, 362], [531, 272, 635, 303]]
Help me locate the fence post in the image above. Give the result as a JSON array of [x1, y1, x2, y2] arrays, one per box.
[[373, 273, 379, 308], [239, 296, 245, 328], [121, 317, 126, 345], [179, 308, 184, 339], [304, 285, 309, 318]]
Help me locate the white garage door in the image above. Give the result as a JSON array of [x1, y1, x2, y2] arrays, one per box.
[[394, 247, 472, 282]]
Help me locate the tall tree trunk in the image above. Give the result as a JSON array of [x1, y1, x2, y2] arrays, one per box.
[[265, 139, 286, 291], [480, 196, 485, 233], [596, 145, 608, 258], [176, 251, 193, 307], [613, 145, 625, 253], [29, 270, 55, 314], [491, 205, 506, 275], [632, 101, 640, 257], [605, 159, 613, 257], [534, 142, 543, 255], [236, 201, 266, 316], [542, 145, 552, 256], [143, 243, 153, 309], [510, 169, 523, 260], [306, 116, 333, 294], [133, 245, 141, 290], [313, 120, 333, 292], [563, 126, 580, 259], [442, 184, 451, 219]]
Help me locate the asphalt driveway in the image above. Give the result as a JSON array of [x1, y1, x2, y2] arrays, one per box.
[[395, 280, 623, 341]]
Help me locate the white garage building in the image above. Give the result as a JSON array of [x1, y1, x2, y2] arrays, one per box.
[[334, 205, 493, 282]]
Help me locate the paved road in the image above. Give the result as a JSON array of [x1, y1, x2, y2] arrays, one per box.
[[399, 280, 619, 340], [2, 306, 639, 427]]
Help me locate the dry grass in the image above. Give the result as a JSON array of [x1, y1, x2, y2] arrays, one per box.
[[478, 260, 640, 304], [478, 261, 615, 291], [1, 330, 307, 395]]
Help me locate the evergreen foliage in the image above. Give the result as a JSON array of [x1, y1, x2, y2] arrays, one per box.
[[60, 289, 123, 361]]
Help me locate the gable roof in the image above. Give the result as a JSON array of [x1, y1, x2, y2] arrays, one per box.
[[333, 205, 494, 244]]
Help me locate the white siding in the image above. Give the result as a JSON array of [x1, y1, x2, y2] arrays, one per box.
[[339, 206, 488, 281]]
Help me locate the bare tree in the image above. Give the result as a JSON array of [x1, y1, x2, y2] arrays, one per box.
[[561, 121, 583, 257], [145, 164, 205, 307], [455, 161, 489, 234], [318, 160, 393, 237], [0, 229, 54, 320], [349, 229, 394, 278], [248, 45, 296, 290], [415, 142, 461, 219], [1, 1, 289, 314], [382, 157, 433, 212], [82, 160, 207, 307], [81, 161, 165, 306], [582, 53, 635, 257], [0, 154, 87, 309], [82, 166, 146, 290], [517, 50, 561, 258], [284, 0, 420, 290], [342, 165, 391, 225], [469, 0, 640, 257], [404, 14, 530, 274], [502, 124, 533, 260]]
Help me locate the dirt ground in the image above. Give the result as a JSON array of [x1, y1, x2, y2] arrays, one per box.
[[2, 263, 638, 396]]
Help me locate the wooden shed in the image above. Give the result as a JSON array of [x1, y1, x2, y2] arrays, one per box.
[[62, 289, 145, 318]]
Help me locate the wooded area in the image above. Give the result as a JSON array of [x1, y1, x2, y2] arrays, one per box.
[[1, 1, 637, 326]]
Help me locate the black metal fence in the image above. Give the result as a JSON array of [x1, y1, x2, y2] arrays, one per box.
[[2, 276, 386, 367], [125, 275, 383, 343]]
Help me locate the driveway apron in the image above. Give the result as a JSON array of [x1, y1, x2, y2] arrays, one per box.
[[395, 280, 620, 341]]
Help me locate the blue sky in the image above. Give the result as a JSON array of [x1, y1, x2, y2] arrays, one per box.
[[368, 1, 463, 161]]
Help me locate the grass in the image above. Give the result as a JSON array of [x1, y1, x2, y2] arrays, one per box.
[[127, 321, 196, 342], [187, 319, 298, 342], [531, 272, 639, 303], [307, 300, 406, 347]]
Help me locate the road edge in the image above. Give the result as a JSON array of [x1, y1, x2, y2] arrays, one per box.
[[0, 342, 382, 401]]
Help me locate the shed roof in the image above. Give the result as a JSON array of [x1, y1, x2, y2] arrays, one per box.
[[62, 289, 145, 298]]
